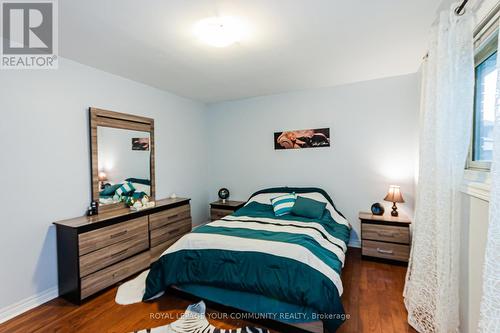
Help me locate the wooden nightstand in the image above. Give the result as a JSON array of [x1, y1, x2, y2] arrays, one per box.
[[359, 212, 411, 263], [210, 200, 246, 221]]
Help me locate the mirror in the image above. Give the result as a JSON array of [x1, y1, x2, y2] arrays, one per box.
[[97, 127, 151, 205], [90, 108, 155, 211]]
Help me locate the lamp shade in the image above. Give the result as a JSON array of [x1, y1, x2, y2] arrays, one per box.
[[384, 185, 405, 203], [98, 171, 108, 182]]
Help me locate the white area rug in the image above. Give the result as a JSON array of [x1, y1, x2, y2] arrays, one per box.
[[116, 270, 164, 305], [117, 273, 269, 333], [132, 301, 269, 333]]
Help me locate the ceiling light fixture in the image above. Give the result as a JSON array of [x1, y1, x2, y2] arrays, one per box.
[[193, 16, 250, 48]]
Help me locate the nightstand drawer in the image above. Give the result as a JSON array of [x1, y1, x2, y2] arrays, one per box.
[[362, 224, 409, 244], [362, 240, 410, 262], [211, 208, 233, 221]]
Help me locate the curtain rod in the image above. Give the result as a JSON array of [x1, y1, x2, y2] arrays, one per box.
[[455, 0, 470, 15]]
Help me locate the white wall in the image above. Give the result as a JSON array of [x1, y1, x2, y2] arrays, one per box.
[[0, 58, 209, 316], [207, 73, 420, 245]]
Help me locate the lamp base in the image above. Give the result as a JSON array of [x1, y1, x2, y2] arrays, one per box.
[[391, 202, 399, 217]]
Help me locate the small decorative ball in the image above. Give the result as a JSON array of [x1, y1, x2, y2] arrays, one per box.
[[371, 202, 385, 216], [218, 188, 230, 200]]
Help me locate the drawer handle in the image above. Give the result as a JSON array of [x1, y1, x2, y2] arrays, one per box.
[[377, 231, 398, 238], [169, 214, 179, 220], [110, 230, 128, 239], [376, 248, 394, 255], [168, 227, 182, 235], [110, 248, 128, 259]]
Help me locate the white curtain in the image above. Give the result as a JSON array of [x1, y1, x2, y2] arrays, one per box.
[[478, 29, 500, 333], [403, 5, 475, 333]]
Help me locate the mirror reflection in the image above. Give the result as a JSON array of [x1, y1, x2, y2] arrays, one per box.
[[97, 126, 151, 205]]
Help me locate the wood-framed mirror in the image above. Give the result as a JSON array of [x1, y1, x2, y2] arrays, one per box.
[[89, 107, 155, 212]]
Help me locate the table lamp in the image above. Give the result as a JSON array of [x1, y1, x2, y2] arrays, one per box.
[[384, 185, 404, 217], [98, 171, 108, 190]]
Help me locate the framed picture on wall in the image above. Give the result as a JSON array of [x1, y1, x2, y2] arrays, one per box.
[[274, 128, 330, 150], [132, 138, 150, 151]]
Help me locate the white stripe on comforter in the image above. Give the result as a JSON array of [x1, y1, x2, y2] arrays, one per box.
[[222, 215, 348, 253], [163, 233, 344, 296]]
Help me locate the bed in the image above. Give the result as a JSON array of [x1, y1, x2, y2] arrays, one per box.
[[98, 178, 151, 205], [143, 187, 351, 332]]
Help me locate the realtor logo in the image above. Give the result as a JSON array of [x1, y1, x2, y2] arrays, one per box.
[[1, 0, 58, 69]]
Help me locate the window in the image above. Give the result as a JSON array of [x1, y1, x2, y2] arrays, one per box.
[[469, 19, 499, 170], [473, 50, 497, 163]]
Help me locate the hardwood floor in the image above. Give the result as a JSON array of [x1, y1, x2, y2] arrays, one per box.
[[0, 248, 416, 333]]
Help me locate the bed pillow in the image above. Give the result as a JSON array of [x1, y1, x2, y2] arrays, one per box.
[[291, 196, 327, 219], [270, 193, 296, 216], [116, 181, 136, 197], [125, 178, 151, 185], [100, 183, 121, 196]]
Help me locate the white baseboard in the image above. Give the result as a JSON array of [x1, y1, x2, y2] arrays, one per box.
[[0, 287, 58, 324]]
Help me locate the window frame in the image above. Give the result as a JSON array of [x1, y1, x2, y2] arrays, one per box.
[[467, 12, 500, 171]]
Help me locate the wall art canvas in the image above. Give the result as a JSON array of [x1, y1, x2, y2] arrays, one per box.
[[274, 128, 330, 150], [132, 138, 150, 151]]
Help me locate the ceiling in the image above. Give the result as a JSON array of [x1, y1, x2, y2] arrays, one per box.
[[60, 0, 443, 103]]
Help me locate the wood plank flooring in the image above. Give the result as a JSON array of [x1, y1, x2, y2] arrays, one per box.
[[0, 248, 417, 333]]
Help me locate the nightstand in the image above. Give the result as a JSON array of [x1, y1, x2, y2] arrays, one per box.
[[359, 212, 411, 263], [210, 200, 246, 221]]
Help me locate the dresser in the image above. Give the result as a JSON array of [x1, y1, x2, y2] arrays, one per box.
[[359, 212, 411, 263], [53, 197, 191, 303], [210, 200, 245, 221]]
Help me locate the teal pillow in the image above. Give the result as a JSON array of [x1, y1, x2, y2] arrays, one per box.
[[100, 184, 121, 196], [291, 196, 326, 219]]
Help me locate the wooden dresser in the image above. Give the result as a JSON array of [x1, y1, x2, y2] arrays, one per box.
[[53, 198, 191, 303], [359, 212, 411, 263], [210, 200, 245, 221]]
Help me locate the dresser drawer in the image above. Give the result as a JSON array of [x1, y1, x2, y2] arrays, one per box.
[[211, 208, 233, 221], [80, 251, 150, 299], [78, 217, 148, 255], [150, 218, 191, 247], [362, 240, 410, 262], [79, 231, 149, 277], [150, 234, 184, 263], [362, 223, 409, 244], [149, 204, 191, 230]]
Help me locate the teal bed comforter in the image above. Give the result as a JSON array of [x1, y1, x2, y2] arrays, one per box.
[[143, 188, 350, 332]]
